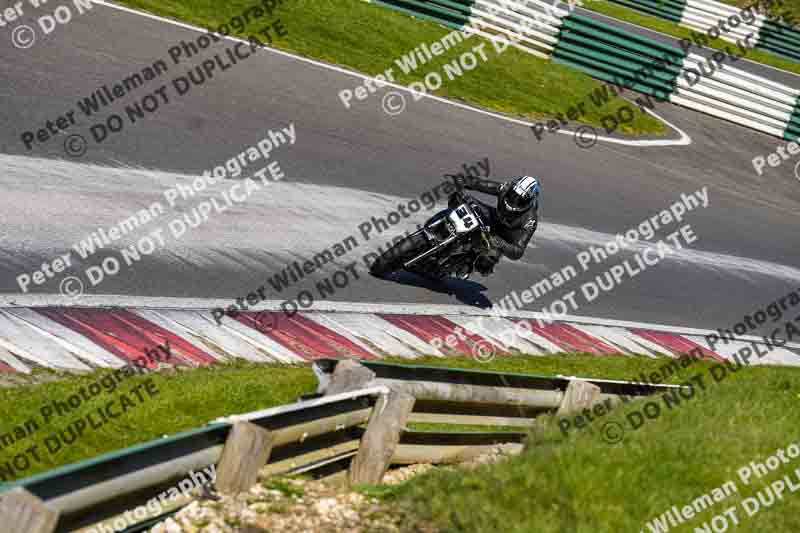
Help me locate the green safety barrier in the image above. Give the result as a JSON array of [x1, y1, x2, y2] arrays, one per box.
[[553, 14, 685, 95], [756, 21, 800, 62], [786, 100, 800, 141], [369, 0, 799, 141], [604, 0, 800, 64], [608, 0, 686, 23], [375, 0, 470, 28], [426, 0, 474, 13]]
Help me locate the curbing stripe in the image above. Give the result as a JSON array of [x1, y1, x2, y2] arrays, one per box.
[[0, 300, 798, 372], [447, 315, 547, 354], [309, 312, 443, 357], [569, 324, 665, 358], [233, 311, 378, 361], [0, 345, 31, 374], [630, 329, 725, 362], [378, 313, 501, 356], [0, 310, 92, 371], [7, 309, 123, 369], [131, 309, 274, 363]]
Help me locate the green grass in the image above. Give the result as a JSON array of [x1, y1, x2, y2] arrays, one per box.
[[720, 0, 800, 27], [261, 476, 307, 497], [355, 480, 410, 501], [0, 352, 683, 483], [584, 0, 800, 76], [384, 352, 695, 380], [381, 357, 800, 532], [8, 349, 797, 533], [115, 0, 665, 135], [0, 361, 315, 482]]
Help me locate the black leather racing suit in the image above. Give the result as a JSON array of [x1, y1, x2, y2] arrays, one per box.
[[448, 175, 538, 273]]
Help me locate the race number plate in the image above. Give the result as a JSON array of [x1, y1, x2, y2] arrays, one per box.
[[449, 204, 476, 234]]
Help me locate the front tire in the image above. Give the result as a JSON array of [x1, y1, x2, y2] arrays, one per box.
[[369, 231, 429, 276]]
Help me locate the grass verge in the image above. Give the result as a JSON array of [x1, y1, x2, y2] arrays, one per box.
[[0, 361, 315, 482], [1, 352, 725, 481], [384, 352, 699, 379], [381, 356, 800, 532], [115, 0, 665, 135], [0, 352, 678, 483], [9, 345, 794, 533], [584, 0, 800, 76], [719, 0, 800, 28]]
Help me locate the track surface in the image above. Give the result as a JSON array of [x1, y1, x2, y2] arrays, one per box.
[[0, 2, 798, 333]]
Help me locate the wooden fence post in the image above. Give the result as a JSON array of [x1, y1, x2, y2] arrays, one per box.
[[216, 421, 275, 494], [556, 380, 602, 416], [348, 390, 416, 486], [323, 359, 376, 396], [0, 488, 58, 533]]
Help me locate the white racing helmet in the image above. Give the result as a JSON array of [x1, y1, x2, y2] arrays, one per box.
[[500, 176, 540, 223]]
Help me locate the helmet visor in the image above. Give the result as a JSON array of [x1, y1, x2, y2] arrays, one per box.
[[504, 176, 539, 212], [505, 192, 531, 212]]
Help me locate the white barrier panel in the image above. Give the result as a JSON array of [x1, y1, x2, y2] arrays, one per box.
[[677, 52, 798, 136]]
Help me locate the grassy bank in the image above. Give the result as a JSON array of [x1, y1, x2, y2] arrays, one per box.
[[0, 362, 315, 482], [0, 352, 677, 482], [386, 358, 800, 532], [116, 0, 665, 135], [8, 346, 795, 533], [384, 352, 694, 379], [584, 0, 800, 76], [720, 0, 800, 27]]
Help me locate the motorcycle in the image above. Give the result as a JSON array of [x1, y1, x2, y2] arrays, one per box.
[[369, 189, 493, 280]]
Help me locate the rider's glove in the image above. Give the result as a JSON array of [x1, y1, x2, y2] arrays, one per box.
[[446, 174, 476, 192]]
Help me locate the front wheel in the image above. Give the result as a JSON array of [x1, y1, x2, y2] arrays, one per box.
[[369, 231, 430, 276]]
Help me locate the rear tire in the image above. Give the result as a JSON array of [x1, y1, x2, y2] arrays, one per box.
[[370, 231, 429, 276]]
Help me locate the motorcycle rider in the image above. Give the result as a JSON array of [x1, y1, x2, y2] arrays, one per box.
[[448, 174, 541, 275]]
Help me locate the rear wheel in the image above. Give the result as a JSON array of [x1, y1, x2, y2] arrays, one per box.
[[369, 231, 430, 276]]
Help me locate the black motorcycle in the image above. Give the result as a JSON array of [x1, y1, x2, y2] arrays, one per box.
[[369, 189, 493, 280]]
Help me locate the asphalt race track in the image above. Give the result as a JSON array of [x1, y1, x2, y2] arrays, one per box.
[[1, 1, 799, 332]]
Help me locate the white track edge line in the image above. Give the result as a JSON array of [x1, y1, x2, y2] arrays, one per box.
[[94, 0, 691, 148]]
